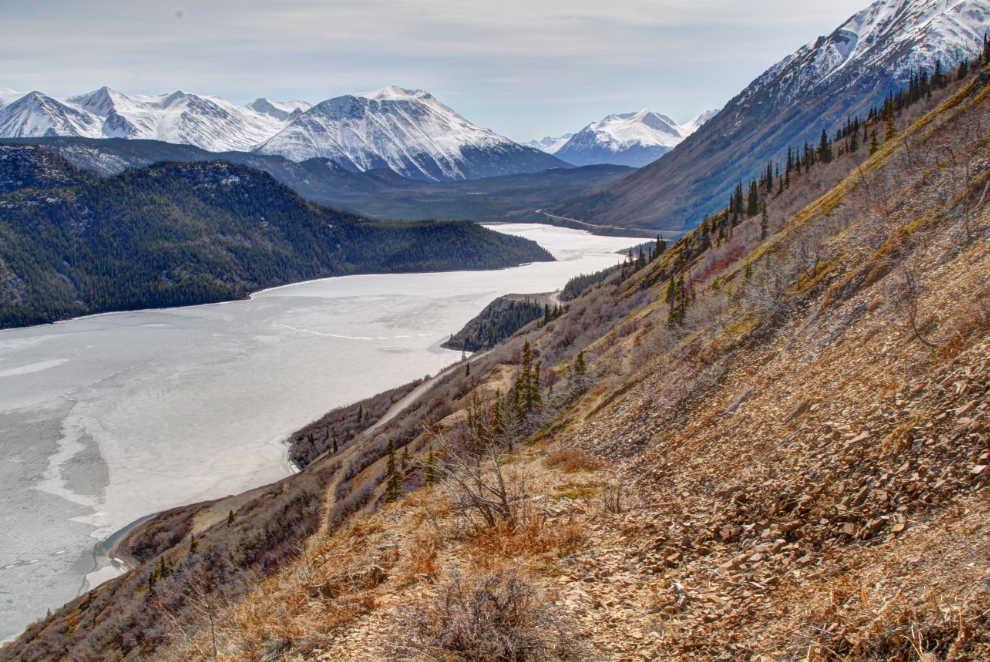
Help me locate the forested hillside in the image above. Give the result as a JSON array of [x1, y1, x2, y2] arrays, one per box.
[[0, 150, 553, 329]]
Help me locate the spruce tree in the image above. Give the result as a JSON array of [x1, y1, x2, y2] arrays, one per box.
[[401, 447, 409, 474], [884, 112, 897, 142], [760, 205, 769, 240], [573, 351, 587, 377], [869, 129, 880, 155], [332, 434, 338, 454]]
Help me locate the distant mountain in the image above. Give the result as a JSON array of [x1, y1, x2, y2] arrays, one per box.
[[0, 137, 632, 229], [554, 108, 719, 168], [255, 86, 567, 181], [0, 87, 304, 152], [0, 86, 567, 182], [525, 134, 573, 154], [553, 0, 990, 232], [0, 151, 554, 329]]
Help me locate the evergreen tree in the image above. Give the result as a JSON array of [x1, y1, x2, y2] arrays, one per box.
[[189, 534, 198, 554], [401, 447, 409, 474], [465, 362, 471, 377], [760, 205, 769, 240], [746, 181, 759, 217], [818, 129, 833, 164], [745, 261, 753, 280], [227, 510, 235, 526], [869, 129, 880, 155], [884, 110, 898, 142], [332, 434, 338, 454], [573, 351, 587, 377]]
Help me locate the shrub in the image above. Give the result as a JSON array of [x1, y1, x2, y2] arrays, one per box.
[[390, 569, 579, 661]]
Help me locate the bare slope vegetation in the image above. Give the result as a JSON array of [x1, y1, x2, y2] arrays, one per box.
[[7, 69, 990, 662]]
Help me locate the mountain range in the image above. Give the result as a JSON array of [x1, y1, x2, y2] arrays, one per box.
[[551, 0, 990, 231], [0, 86, 565, 182], [528, 108, 719, 168]]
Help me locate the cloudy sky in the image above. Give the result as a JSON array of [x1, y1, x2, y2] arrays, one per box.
[[2, 0, 870, 141]]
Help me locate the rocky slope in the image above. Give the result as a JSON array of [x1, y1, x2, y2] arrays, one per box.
[[553, 0, 990, 232], [6, 48, 990, 662]]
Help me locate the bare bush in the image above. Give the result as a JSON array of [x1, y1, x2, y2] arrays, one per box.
[[389, 569, 579, 662], [543, 448, 600, 473]]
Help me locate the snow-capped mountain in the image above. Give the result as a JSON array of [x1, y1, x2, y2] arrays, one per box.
[[737, 0, 990, 114], [0, 86, 564, 182], [525, 134, 573, 154], [0, 87, 306, 152], [553, 108, 719, 168], [553, 0, 990, 232], [254, 86, 564, 181]]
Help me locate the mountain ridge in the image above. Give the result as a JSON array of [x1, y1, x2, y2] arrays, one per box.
[[0, 86, 567, 182], [552, 0, 990, 232]]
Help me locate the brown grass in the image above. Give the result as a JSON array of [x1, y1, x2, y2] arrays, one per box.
[[543, 448, 600, 473]]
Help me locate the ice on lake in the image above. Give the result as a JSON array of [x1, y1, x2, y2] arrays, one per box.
[[0, 224, 640, 641]]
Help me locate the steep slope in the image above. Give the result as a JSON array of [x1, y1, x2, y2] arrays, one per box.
[[0, 155, 553, 329], [554, 0, 990, 232], [555, 108, 718, 167], [255, 86, 568, 181], [8, 66, 990, 662]]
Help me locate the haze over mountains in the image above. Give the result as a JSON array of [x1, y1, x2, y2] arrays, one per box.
[[552, 0, 990, 231], [543, 108, 720, 167], [0, 86, 565, 182]]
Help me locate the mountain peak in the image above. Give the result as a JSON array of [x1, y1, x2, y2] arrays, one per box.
[[550, 108, 712, 168], [356, 86, 430, 102]]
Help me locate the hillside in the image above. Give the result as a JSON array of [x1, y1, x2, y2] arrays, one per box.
[[0, 151, 553, 329], [0, 138, 634, 230], [6, 53, 990, 662], [553, 0, 990, 232]]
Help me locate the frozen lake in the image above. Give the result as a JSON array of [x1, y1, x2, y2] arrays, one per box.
[[0, 224, 639, 642]]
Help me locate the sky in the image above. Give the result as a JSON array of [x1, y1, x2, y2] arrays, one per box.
[[1, 0, 872, 142]]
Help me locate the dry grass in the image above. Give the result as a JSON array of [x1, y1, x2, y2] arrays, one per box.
[[543, 448, 601, 473], [387, 568, 582, 662]]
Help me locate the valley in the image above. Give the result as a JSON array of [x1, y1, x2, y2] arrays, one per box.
[[0, 224, 638, 644], [5, 1, 990, 660]]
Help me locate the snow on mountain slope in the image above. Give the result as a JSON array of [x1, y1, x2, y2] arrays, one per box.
[[551, 0, 990, 232], [525, 134, 573, 154], [254, 86, 564, 181], [246, 98, 312, 122], [0, 90, 26, 109], [680, 108, 721, 135], [0, 87, 310, 152], [554, 107, 720, 168], [739, 0, 990, 112], [0, 85, 561, 182], [0, 92, 104, 139]]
